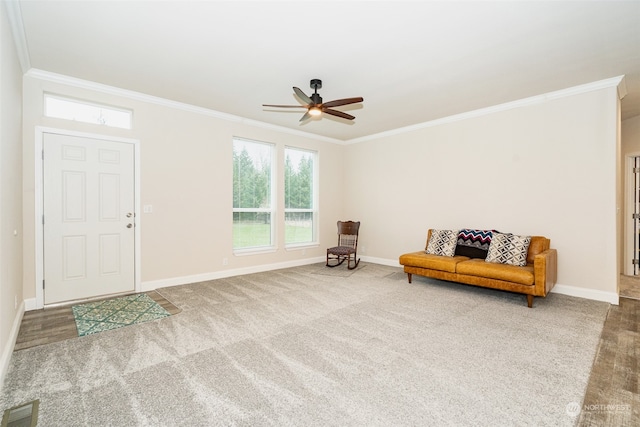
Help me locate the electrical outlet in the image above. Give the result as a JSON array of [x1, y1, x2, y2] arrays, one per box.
[[222, 257, 229, 266], [361, 246, 366, 254], [302, 249, 306, 256]]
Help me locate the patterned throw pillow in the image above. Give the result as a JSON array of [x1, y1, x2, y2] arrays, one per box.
[[455, 229, 496, 259], [426, 229, 459, 257], [485, 232, 532, 266]]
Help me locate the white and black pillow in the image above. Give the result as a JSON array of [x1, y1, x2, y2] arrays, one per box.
[[486, 232, 531, 266], [426, 229, 459, 257]]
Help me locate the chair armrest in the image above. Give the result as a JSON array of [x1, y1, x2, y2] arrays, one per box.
[[534, 249, 557, 296]]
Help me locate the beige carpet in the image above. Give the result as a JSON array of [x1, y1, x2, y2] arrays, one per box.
[[1, 263, 608, 426]]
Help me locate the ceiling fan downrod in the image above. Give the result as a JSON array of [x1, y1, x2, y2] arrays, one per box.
[[310, 79, 322, 104]]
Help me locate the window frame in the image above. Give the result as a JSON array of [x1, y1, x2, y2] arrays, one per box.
[[284, 146, 318, 249], [232, 137, 277, 254]]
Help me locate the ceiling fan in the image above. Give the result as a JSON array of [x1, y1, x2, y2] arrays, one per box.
[[263, 79, 363, 122]]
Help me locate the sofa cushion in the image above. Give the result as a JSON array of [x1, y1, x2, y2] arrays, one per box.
[[486, 233, 532, 267], [454, 229, 495, 259], [456, 259, 535, 285], [426, 229, 459, 257], [399, 251, 469, 273]]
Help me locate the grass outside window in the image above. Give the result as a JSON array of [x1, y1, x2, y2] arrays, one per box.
[[233, 222, 313, 248]]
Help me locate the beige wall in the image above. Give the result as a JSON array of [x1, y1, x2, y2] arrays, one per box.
[[4, 53, 628, 386], [21, 75, 345, 301], [19, 73, 626, 306], [622, 115, 640, 153], [0, 1, 24, 384], [344, 87, 620, 298]]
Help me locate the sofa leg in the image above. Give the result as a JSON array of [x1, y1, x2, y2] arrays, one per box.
[[407, 273, 412, 284], [526, 295, 534, 308]]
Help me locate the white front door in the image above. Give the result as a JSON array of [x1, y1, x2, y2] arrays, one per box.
[[43, 133, 135, 304]]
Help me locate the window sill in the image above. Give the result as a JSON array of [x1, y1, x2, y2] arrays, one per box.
[[285, 243, 319, 251], [233, 247, 277, 256]]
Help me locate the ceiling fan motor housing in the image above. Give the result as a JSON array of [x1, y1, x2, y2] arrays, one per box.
[[310, 79, 322, 90]]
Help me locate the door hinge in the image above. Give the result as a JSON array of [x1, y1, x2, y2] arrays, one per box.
[[42, 280, 45, 289], [42, 150, 44, 160], [42, 215, 45, 225]]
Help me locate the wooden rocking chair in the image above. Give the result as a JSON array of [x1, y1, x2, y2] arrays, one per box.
[[326, 221, 361, 270]]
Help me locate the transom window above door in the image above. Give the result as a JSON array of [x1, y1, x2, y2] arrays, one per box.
[[44, 94, 132, 129]]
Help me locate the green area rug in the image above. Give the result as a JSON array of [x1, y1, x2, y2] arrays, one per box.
[[72, 293, 170, 337]]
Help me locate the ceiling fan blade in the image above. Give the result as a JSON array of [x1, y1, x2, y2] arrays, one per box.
[[293, 87, 313, 105], [263, 104, 307, 108], [299, 111, 312, 122], [322, 97, 364, 108], [323, 108, 355, 120]]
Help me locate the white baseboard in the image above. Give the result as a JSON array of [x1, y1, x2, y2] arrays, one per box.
[[551, 283, 619, 305], [24, 297, 38, 311], [142, 256, 326, 291], [142, 258, 620, 306], [0, 301, 25, 388], [51, 257, 614, 306], [360, 255, 401, 267], [361, 257, 620, 305]]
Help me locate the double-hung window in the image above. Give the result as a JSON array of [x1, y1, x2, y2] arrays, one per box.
[[233, 138, 275, 251], [284, 147, 317, 246]]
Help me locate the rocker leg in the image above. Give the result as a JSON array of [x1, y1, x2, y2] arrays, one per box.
[[347, 255, 360, 270], [526, 294, 534, 308]]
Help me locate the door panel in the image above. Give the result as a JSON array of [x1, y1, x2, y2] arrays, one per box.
[[44, 133, 135, 304]]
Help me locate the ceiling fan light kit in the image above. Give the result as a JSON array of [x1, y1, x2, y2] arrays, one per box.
[[308, 106, 322, 116], [263, 79, 363, 123]]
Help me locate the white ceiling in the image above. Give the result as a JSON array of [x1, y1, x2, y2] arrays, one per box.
[[11, 0, 640, 141]]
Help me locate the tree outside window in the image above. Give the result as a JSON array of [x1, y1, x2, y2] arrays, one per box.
[[285, 147, 316, 245], [233, 138, 274, 250]]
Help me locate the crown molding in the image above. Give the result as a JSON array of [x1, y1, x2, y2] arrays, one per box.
[[617, 75, 628, 100], [25, 69, 344, 145], [3, 0, 31, 72], [346, 76, 626, 145], [23, 68, 625, 146]]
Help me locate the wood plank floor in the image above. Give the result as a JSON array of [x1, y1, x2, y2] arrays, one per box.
[[10, 290, 639, 424], [579, 296, 640, 426], [14, 291, 180, 351], [620, 274, 640, 300]]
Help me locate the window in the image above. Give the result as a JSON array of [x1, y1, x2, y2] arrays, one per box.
[[44, 94, 132, 129], [233, 138, 275, 251], [285, 147, 317, 246]]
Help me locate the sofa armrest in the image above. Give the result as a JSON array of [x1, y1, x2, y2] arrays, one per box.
[[534, 249, 557, 296]]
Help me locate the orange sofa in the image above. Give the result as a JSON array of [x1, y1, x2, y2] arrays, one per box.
[[398, 229, 557, 307]]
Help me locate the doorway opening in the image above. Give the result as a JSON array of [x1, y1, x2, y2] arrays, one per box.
[[622, 155, 640, 300]]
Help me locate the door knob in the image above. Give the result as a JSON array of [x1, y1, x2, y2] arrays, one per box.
[[126, 212, 133, 218], [127, 223, 133, 228]]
